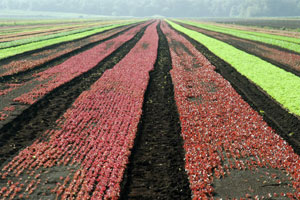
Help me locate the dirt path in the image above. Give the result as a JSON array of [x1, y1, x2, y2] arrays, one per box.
[[120, 22, 191, 200]]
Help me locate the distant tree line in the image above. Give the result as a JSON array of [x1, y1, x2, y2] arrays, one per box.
[[0, 0, 300, 17]]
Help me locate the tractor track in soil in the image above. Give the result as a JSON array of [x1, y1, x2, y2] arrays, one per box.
[[0, 22, 150, 168], [120, 22, 191, 200], [0, 23, 141, 83], [168, 24, 300, 155], [177, 22, 300, 77]]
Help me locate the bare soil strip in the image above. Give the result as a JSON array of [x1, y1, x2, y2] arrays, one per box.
[[168, 24, 300, 155], [0, 23, 149, 168], [120, 22, 191, 200]]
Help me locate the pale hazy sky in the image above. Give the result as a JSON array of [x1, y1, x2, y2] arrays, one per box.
[[1, 0, 300, 17]]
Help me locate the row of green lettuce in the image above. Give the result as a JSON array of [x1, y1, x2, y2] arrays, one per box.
[[175, 20, 300, 54], [0, 24, 116, 49], [0, 20, 141, 60], [167, 20, 300, 117]]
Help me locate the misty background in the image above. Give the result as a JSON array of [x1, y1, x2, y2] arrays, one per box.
[[0, 0, 300, 17]]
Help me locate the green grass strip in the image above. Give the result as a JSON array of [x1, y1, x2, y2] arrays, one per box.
[[0, 21, 139, 60], [175, 19, 300, 54], [167, 20, 300, 116]]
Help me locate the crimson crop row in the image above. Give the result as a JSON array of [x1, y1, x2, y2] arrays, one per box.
[[0, 21, 141, 61], [167, 20, 300, 118]]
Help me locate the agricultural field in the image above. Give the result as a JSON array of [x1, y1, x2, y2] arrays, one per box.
[[205, 18, 300, 32], [0, 18, 299, 200]]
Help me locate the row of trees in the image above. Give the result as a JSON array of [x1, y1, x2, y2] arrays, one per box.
[[0, 0, 300, 17]]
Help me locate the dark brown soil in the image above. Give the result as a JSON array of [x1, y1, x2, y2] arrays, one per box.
[[120, 22, 191, 200], [168, 24, 300, 156], [213, 167, 294, 199], [169, 39, 193, 56], [177, 22, 300, 77], [0, 23, 149, 168]]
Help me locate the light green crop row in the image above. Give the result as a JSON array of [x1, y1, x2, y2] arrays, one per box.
[[0, 24, 113, 49], [0, 26, 55, 35], [0, 20, 134, 36], [0, 22, 98, 36], [0, 20, 139, 48], [167, 20, 300, 116], [0, 21, 139, 60], [175, 20, 300, 54]]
